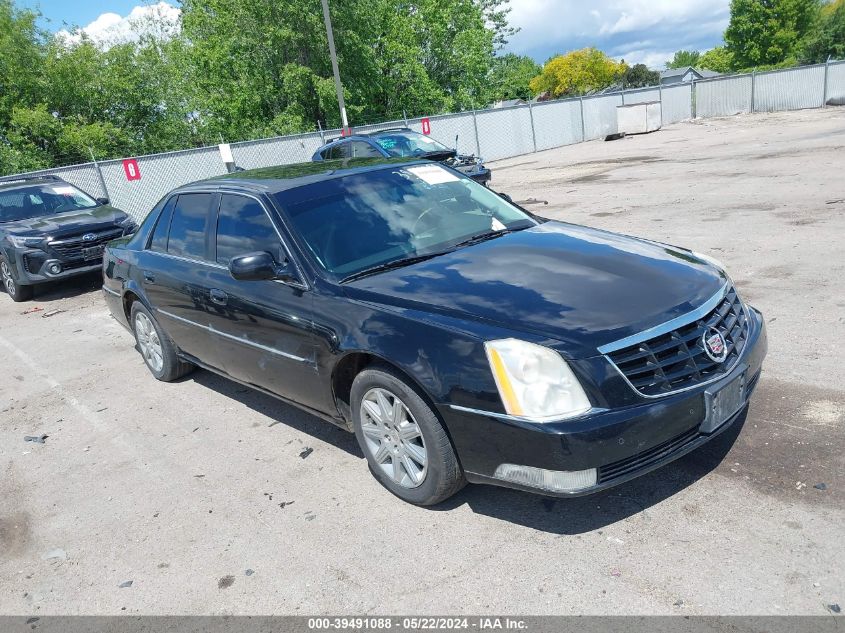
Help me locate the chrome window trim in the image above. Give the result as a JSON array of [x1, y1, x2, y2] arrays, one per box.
[[156, 308, 309, 363], [597, 282, 730, 354], [448, 404, 603, 424], [145, 188, 310, 291]]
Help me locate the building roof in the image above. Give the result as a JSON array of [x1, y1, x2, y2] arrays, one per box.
[[660, 66, 721, 80]]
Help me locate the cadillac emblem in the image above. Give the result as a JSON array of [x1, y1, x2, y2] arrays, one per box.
[[703, 328, 728, 363]]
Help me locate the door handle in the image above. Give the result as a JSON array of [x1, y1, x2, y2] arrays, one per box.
[[209, 288, 228, 306], [142, 271, 155, 284]]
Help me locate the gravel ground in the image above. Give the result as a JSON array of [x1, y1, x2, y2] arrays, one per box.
[[1, 108, 843, 616]]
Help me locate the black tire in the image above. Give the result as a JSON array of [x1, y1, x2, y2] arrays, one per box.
[[130, 302, 194, 382], [0, 256, 34, 302], [351, 365, 465, 505]]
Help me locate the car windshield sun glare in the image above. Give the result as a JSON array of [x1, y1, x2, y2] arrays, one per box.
[[278, 163, 535, 282]]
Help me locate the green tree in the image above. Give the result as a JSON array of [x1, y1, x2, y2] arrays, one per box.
[[801, 0, 845, 62], [0, 1, 44, 130], [698, 46, 735, 72], [725, 0, 821, 68], [666, 50, 701, 69], [488, 53, 541, 101], [529, 48, 626, 97], [623, 63, 660, 88]]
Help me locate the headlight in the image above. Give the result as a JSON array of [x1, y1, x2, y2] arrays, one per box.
[[484, 339, 591, 421], [7, 235, 43, 248]]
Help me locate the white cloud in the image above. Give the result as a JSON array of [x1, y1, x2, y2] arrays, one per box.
[[505, 0, 731, 68], [57, 2, 180, 48]]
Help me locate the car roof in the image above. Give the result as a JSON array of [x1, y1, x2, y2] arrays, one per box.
[[0, 175, 64, 192], [319, 128, 416, 148], [186, 157, 431, 194]]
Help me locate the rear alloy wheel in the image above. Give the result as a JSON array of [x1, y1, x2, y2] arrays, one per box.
[[130, 302, 194, 382], [0, 257, 34, 302], [352, 366, 465, 505]]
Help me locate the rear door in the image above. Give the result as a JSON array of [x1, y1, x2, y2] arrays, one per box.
[[136, 191, 224, 368], [201, 193, 325, 412]]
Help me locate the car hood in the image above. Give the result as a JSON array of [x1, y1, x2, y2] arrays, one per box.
[[1, 205, 129, 239], [345, 222, 727, 359]]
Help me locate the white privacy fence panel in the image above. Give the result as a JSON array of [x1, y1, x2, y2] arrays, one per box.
[[754, 65, 825, 112], [696, 75, 753, 118], [531, 99, 583, 150], [623, 88, 660, 105], [475, 106, 535, 161], [662, 84, 692, 123], [582, 94, 622, 140], [825, 61, 845, 102], [100, 147, 228, 222], [230, 132, 324, 170], [409, 113, 479, 157]]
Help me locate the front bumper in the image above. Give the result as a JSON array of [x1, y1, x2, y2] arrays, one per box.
[[7, 247, 102, 286], [440, 306, 767, 497]]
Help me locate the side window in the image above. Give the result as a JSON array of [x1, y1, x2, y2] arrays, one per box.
[[167, 193, 213, 260], [215, 194, 283, 265], [350, 141, 382, 158], [148, 196, 176, 252], [328, 142, 351, 159]]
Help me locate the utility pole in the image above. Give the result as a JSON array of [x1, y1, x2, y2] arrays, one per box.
[[321, 0, 350, 135]]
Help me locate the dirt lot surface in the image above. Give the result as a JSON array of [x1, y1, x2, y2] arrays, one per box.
[[1, 108, 843, 616]]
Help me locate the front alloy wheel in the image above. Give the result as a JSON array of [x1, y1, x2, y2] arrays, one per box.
[[360, 388, 428, 488], [351, 365, 465, 505], [1, 257, 33, 302]]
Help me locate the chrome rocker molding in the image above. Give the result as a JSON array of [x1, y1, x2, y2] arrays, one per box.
[[156, 308, 310, 363]]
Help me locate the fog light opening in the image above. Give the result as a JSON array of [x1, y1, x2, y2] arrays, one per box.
[[494, 464, 597, 493], [48, 263, 62, 275]]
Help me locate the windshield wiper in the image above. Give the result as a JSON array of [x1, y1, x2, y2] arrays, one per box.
[[451, 225, 528, 250], [340, 251, 450, 283]]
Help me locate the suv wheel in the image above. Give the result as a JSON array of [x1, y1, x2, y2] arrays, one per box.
[[0, 256, 34, 302], [130, 302, 194, 382], [351, 365, 465, 505]]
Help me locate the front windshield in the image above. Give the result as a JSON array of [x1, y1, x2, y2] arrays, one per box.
[[0, 183, 98, 223], [275, 163, 536, 280], [373, 131, 452, 157]]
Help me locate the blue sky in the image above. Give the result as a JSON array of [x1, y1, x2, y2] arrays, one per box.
[[19, 0, 141, 30], [19, 0, 731, 69]]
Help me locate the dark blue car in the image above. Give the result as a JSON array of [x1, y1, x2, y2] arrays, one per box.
[[312, 128, 491, 185]]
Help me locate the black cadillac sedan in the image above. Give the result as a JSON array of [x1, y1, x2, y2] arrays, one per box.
[[102, 158, 767, 505]]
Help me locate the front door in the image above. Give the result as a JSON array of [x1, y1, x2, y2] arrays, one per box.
[[201, 193, 325, 413]]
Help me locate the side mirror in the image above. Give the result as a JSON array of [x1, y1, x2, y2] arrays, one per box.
[[96, 197, 110, 205], [229, 252, 299, 283], [498, 192, 514, 204]]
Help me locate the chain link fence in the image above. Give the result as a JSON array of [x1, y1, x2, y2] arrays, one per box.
[[4, 59, 843, 223]]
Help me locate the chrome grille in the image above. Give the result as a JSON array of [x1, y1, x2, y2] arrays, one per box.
[[48, 228, 123, 260], [606, 286, 749, 397]]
